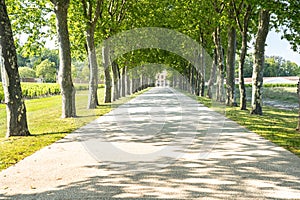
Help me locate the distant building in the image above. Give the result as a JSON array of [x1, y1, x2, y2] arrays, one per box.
[[20, 78, 43, 83], [155, 70, 169, 87]]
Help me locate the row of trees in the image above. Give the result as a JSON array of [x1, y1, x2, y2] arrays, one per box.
[[0, 0, 300, 137], [19, 60, 56, 82], [242, 55, 299, 78]]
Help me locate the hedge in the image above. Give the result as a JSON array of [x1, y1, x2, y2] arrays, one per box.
[[244, 83, 297, 88]]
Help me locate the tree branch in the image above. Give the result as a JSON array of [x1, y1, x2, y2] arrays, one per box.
[[117, 0, 126, 22], [81, 0, 88, 19], [92, 0, 103, 24]]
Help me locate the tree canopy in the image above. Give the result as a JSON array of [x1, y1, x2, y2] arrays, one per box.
[[2, 0, 300, 121]]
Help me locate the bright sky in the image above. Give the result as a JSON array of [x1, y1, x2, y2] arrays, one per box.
[[265, 29, 300, 65]]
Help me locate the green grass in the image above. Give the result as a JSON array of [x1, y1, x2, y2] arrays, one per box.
[[196, 96, 300, 157], [0, 88, 149, 171], [263, 87, 298, 104], [236, 86, 298, 104]]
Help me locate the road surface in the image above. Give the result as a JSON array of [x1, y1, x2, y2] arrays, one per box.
[[0, 87, 299, 199]]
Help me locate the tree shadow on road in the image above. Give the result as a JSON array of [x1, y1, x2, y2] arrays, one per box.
[[1, 121, 300, 199]]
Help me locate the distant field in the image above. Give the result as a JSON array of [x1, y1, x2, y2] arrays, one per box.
[[0, 83, 104, 102], [235, 86, 298, 105], [263, 87, 298, 104]]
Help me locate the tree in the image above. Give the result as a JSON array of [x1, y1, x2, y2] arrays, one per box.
[[213, 26, 225, 102], [50, 0, 76, 118], [207, 49, 217, 98], [277, 0, 300, 53], [40, 48, 60, 70], [263, 56, 300, 77], [79, 0, 103, 109], [211, 1, 226, 102], [19, 67, 36, 79], [0, 0, 30, 137], [102, 45, 112, 102], [232, 1, 253, 110], [36, 59, 56, 82], [251, 9, 270, 115], [6, 0, 50, 57], [102, 0, 129, 103], [226, 1, 237, 106]]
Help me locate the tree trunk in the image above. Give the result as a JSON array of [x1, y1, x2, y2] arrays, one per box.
[[111, 60, 120, 101], [82, 0, 101, 108], [297, 78, 300, 131], [213, 27, 225, 102], [117, 64, 121, 97], [121, 66, 126, 97], [102, 46, 112, 103], [251, 9, 270, 115], [86, 27, 99, 109], [239, 31, 248, 110], [131, 77, 135, 94], [0, 0, 30, 137], [195, 71, 200, 96], [190, 65, 195, 94], [207, 49, 217, 99], [236, 4, 252, 110], [126, 71, 131, 95], [200, 47, 206, 97], [137, 76, 141, 91], [173, 74, 177, 88], [226, 26, 237, 106], [51, 0, 76, 118], [140, 74, 143, 90]]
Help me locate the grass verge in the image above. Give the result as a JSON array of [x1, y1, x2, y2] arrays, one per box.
[[196, 96, 300, 157], [0, 88, 150, 171], [236, 86, 298, 105]]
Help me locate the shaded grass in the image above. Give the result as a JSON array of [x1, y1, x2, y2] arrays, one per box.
[[263, 87, 298, 104], [0, 88, 150, 171], [196, 96, 300, 157], [236, 86, 298, 105]]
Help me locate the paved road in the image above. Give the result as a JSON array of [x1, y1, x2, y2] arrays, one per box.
[[0, 87, 300, 199]]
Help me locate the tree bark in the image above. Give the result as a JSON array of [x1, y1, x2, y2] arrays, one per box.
[[173, 74, 177, 88], [207, 49, 217, 99], [226, 26, 237, 106], [200, 47, 206, 97], [239, 31, 248, 110], [126, 71, 131, 95], [102, 45, 112, 103], [190, 65, 195, 94], [82, 0, 102, 109], [111, 60, 120, 101], [121, 66, 126, 97], [234, 4, 252, 110], [0, 0, 30, 137], [131, 76, 135, 94], [251, 9, 270, 115], [86, 27, 99, 108], [213, 27, 225, 102], [195, 71, 200, 96], [51, 0, 76, 118]]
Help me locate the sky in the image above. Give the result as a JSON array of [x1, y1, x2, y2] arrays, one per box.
[[264, 29, 300, 65]]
